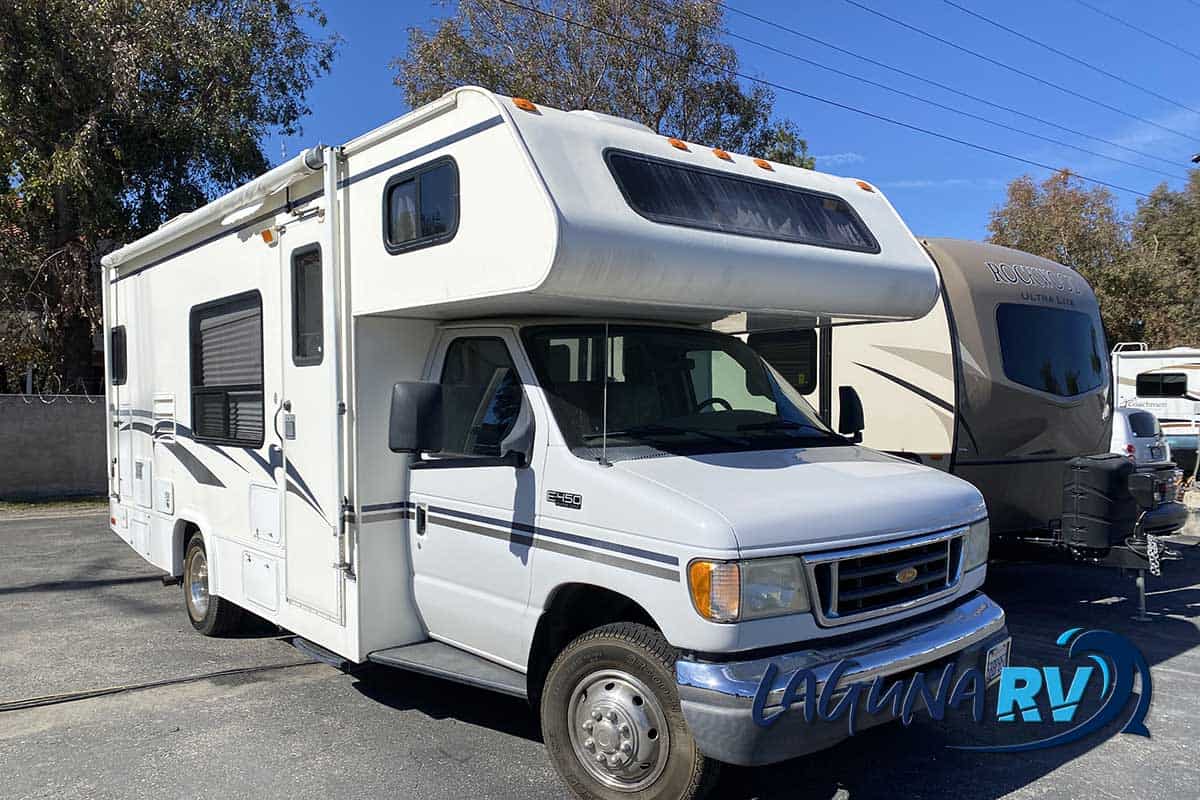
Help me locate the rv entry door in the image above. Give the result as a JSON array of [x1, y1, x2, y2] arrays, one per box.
[[279, 234, 343, 622]]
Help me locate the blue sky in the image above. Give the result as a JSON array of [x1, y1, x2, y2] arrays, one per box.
[[273, 0, 1200, 240]]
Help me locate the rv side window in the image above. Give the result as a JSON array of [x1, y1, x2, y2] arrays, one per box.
[[438, 337, 523, 458], [605, 150, 879, 253], [747, 330, 818, 394], [1136, 372, 1187, 398], [291, 246, 323, 365], [384, 158, 459, 253], [189, 291, 265, 447], [110, 325, 127, 386]]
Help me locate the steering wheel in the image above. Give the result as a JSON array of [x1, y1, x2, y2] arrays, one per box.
[[696, 397, 733, 413]]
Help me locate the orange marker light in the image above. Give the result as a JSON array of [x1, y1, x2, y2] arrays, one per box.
[[856, 180, 875, 193], [712, 148, 732, 161], [260, 228, 275, 244], [754, 158, 773, 171], [513, 97, 537, 112], [668, 137, 689, 151]]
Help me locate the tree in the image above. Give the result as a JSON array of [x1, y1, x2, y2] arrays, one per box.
[[986, 170, 1180, 346], [0, 1, 338, 391], [1129, 173, 1200, 346], [393, 0, 814, 168]]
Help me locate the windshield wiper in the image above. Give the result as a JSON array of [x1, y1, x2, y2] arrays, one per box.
[[582, 424, 744, 445], [735, 419, 844, 442]]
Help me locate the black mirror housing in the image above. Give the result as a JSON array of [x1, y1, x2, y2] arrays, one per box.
[[838, 385, 865, 443], [389, 381, 443, 453]]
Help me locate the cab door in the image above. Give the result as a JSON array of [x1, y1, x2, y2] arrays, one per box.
[[407, 330, 540, 667], [280, 232, 343, 622]]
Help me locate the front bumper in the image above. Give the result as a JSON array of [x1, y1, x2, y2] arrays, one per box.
[[675, 592, 1008, 766]]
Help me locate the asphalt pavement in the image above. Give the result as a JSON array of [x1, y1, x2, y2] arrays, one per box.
[[1, 510, 1197, 800]]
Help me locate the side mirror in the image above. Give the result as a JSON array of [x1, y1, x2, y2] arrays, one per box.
[[838, 385, 864, 443], [389, 381, 443, 454], [500, 397, 536, 467], [1127, 472, 1157, 511]]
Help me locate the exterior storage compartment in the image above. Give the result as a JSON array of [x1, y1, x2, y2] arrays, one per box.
[[1061, 454, 1137, 550]]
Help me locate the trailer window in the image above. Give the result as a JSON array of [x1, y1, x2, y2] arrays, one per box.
[[747, 329, 817, 394], [1127, 411, 1161, 437], [605, 151, 878, 253], [384, 158, 459, 253], [291, 246, 323, 365], [110, 325, 127, 386], [1136, 372, 1187, 398], [995, 304, 1105, 397], [438, 337, 524, 458], [189, 291, 264, 446]]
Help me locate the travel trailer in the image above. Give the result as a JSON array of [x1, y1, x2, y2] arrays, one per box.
[[1111, 343, 1200, 478], [102, 87, 1008, 799], [721, 240, 1186, 569]]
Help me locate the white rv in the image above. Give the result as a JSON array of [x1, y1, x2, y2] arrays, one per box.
[[1112, 343, 1200, 477], [102, 87, 1007, 799]]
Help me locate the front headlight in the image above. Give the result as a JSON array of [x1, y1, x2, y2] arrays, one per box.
[[964, 518, 990, 572], [687, 556, 811, 623]]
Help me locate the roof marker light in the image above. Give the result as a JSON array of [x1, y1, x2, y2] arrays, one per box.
[[712, 148, 732, 161], [668, 137, 690, 151], [513, 97, 538, 112], [856, 180, 876, 193], [754, 158, 773, 171]]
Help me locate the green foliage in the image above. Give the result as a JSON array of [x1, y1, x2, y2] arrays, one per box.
[[0, 0, 337, 388], [986, 169, 1194, 348], [393, 0, 814, 168]]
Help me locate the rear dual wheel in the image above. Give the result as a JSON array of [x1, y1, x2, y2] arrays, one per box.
[[183, 533, 244, 636], [541, 623, 719, 800]]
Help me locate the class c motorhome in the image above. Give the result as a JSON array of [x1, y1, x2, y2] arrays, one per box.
[[721, 240, 1186, 570], [102, 86, 1009, 800]]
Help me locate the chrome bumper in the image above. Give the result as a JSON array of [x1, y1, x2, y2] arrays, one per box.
[[675, 592, 1008, 766]]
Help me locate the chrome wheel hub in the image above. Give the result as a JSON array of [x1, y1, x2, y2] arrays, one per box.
[[568, 670, 670, 792], [186, 548, 210, 621]]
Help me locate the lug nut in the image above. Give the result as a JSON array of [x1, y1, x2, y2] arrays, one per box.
[[619, 724, 631, 737], [584, 738, 595, 750], [620, 741, 633, 754], [595, 753, 607, 763], [582, 720, 594, 732], [607, 711, 619, 723], [591, 710, 603, 721]]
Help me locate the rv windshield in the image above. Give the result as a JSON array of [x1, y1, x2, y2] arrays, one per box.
[[522, 324, 841, 459], [995, 304, 1106, 397]]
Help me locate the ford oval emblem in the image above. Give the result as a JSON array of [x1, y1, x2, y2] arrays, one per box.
[[895, 566, 919, 585]]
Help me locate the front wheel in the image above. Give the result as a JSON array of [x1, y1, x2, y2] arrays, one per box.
[[540, 623, 719, 800], [183, 533, 243, 636]]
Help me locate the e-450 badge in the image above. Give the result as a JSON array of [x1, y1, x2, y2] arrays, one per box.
[[547, 490, 583, 510]]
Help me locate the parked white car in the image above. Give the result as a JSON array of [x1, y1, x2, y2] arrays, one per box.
[[1112, 408, 1172, 467]]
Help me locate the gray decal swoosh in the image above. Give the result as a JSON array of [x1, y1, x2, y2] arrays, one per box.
[[160, 442, 225, 487]]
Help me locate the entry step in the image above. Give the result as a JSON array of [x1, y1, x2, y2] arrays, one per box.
[[368, 641, 527, 699]]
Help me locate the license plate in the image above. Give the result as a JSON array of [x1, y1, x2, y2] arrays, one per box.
[[1150, 445, 1164, 460], [985, 638, 1012, 685]]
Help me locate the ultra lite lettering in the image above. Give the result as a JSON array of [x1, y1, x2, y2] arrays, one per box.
[[986, 261, 1080, 295]]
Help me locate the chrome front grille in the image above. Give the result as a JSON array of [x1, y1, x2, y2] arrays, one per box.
[[804, 527, 967, 627]]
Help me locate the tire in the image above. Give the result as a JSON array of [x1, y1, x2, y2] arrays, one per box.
[[183, 533, 244, 636], [540, 622, 719, 800]]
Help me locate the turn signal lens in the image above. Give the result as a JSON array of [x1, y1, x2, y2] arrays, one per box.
[[964, 519, 990, 572], [513, 97, 537, 112], [754, 158, 773, 170], [856, 180, 875, 192], [688, 560, 740, 622], [668, 137, 689, 151], [712, 148, 732, 161]]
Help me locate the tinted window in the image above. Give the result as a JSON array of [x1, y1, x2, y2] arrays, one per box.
[[747, 329, 817, 394], [1136, 372, 1187, 398], [110, 326, 127, 386], [1128, 411, 1161, 437], [292, 246, 323, 365], [606, 151, 878, 252], [995, 304, 1105, 397], [439, 338, 523, 457], [384, 159, 459, 252], [190, 292, 264, 446]]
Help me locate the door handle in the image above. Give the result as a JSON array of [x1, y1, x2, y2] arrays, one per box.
[[416, 504, 428, 536]]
